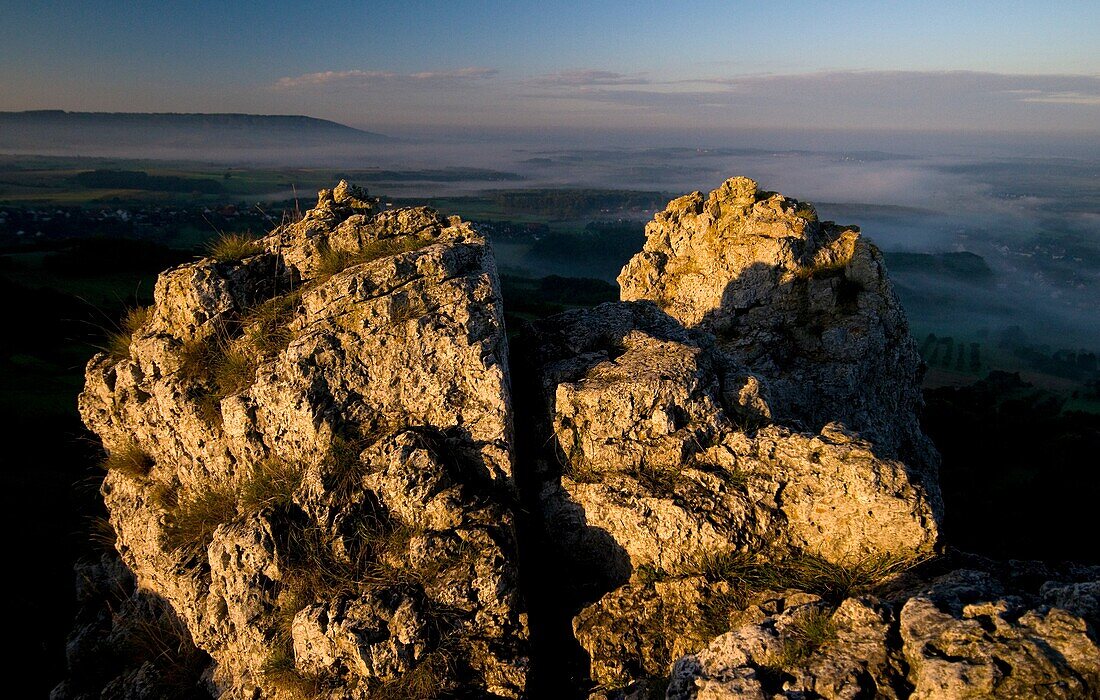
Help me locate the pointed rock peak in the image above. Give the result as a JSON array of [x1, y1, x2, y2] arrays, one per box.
[[620, 177, 933, 464], [77, 183, 525, 697], [711, 175, 760, 206], [332, 178, 372, 208], [312, 178, 377, 218]]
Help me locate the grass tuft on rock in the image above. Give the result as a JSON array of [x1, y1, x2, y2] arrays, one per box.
[[630, 462, 681, 496], [373, 649, 454, 700], [240, 457, 303, 513], [241, 290, 303, 355], [206, 232, 261, 262], [105, 305, 151, 360], [102, 441, 154, 479], [87, 515, 118, 551], [178, 330, 259, 421], [768, 607, 838, 671], [162, 484, 238, 558], [316, 235, 433, 279], [688, 549, 925, 603], [120, 607, 211, 692], [793, 203, 818, 223], [261, 647, 321, 699], [692, 586, 751, 641]]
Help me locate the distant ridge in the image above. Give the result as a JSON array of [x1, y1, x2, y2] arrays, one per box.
[[0, 110, 392, 161]]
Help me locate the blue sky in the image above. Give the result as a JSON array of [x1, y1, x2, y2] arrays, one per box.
[[1, 0, 1098, 132]]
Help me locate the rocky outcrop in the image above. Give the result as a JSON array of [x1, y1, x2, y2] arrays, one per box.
[[74, 182, 527, 698], [667, 564, 1100, 700], [66, 178, 1098, 700], [619, 177, 936, 472], [520, 178, 943, 689], [51, 554, 213, 700]]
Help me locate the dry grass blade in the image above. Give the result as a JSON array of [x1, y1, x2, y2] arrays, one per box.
[[685, 549, 927, 604], [105, 305, 151, 360], [242, 290, 302, 355], [372, 650, 455, 700], [793, 203, 819, 222], [162, 484, 238, 557], [102, 441, 154, 479], [261, 646, 321, 699], [766, 607, 838, 672], [178, 328, 259, 421], [316, 235, 432, 279], [206, 231, 261, 262], [87, 515, 118, 551], [240, 457, 303, 512], [121, 608, 211, 691]]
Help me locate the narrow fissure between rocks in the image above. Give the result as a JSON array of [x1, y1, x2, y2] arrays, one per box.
[[510, 338, 595, 700]]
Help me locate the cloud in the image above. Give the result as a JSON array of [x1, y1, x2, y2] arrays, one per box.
[[526, 71, 1100, 130], [535, 70, 1100, 100], [407, 67, 499, 81], [531, 70, 650, 87], [274, 70, 396, 89], [1017, 91, 1100, 105], [274, 67, 497, 90]]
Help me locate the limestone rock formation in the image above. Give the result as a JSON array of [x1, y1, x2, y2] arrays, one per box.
[[75, 182, 527, 698], [519, 178, 943, 688], [51, 554, 214, 700], [65, 178, 1099, 700]]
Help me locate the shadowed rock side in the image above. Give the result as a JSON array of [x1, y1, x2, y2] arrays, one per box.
[[70, 182, 528, 698]]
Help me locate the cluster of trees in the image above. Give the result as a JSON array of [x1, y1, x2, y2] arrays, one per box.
[[0, 203, 272, 246], [499, 274, 617, 320], [997, 325, 1098, 380], [529, 226, 645, 268], [920, 330, 1099, 382], [921, 334, 981, 372], [470, 219, 550, 241]]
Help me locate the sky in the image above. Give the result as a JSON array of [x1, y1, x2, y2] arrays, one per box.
[[1, 0, 1098, 134]]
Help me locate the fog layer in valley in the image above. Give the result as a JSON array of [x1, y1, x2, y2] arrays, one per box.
[[4, 116, 1097, 349], [403, 129, 1098, 352]]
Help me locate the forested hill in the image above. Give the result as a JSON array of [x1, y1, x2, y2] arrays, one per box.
[[0, 111, 391, 157]]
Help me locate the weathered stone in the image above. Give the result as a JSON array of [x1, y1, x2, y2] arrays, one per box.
[[619, 176, 938, 478], [518, 178, 945, 689], [63, 177, 1097, 700], [75, 182, 527, 698], [668, 568, 1100, 700], [900, 571, 1100, 699]]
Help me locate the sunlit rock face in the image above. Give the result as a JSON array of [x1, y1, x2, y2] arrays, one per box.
[[522, 178, 943, 688], [666, 568, 1100, 700], [619, 177, 937, 476], [76, 182, 528, 699]]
